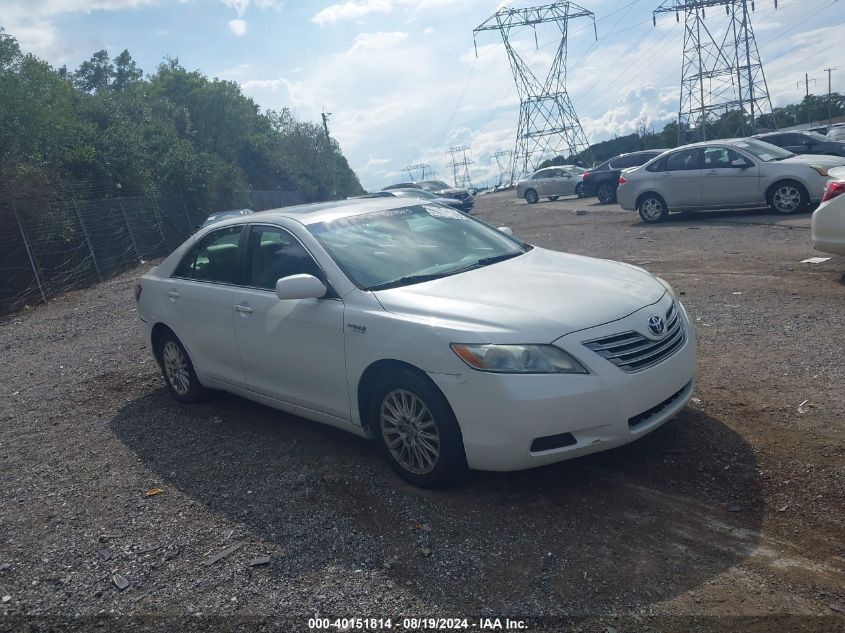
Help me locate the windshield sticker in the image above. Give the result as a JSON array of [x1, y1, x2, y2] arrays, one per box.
[[735, 142, 749, 147], [759, 154, 773, 161], [424, 205, 465, 219]]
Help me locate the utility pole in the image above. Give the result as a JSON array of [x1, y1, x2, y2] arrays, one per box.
[[797, 75, 818, 125], [654, 0, 776, 143], [321, 111, 338, 200], [474, 2, 596, 182], [824, 67, 837, 125]]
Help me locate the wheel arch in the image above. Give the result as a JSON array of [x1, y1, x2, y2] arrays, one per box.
[[356, 359, 449, 437], [765, 178, 809, 204], [635, 190, 666, 209]]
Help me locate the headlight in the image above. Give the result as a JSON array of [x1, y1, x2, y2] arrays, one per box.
[[809, 165, 830, 177], [655, 276, 677, 299], [450, 344, 588, 374]]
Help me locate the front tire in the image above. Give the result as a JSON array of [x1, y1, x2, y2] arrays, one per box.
[[155, 330, 208, 403], [524, 189, 539, 205], [638, 194, 669, 224], [597, 183, 617, 204], [768, 180, 808, 215], [369, 368, 467, 488]]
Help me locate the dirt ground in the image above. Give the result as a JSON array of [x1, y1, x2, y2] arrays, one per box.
[[1, 191, 843, 633]]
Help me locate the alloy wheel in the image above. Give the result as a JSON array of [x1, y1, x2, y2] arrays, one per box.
[[640, 198, 664, 222], [772, 185, 801, 213], [525, 189, 539, 204], [380, 389, 440, 475], [598, 184, 615, 204], [162, 341, 191, 396]]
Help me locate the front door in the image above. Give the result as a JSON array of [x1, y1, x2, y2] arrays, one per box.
[[231, 224, 349, 420], [550, 168, 578, 196], [701, 146, 760, 207]]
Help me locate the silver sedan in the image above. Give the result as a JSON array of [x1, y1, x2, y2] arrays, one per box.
[[617, 138, 845, 223], [516, 166, 585, 204]]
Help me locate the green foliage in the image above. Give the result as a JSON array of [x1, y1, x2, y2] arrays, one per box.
[[0, 31, 364, 203]]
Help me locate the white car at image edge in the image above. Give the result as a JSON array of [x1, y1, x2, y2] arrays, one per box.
[[812, 167, 845, 255], [135, 198, 696, 487]]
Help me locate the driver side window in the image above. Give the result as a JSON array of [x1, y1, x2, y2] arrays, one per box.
[[244, 226, 323, 291]]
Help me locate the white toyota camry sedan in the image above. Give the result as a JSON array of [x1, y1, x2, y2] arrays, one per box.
[[135, 198, 696, 487]]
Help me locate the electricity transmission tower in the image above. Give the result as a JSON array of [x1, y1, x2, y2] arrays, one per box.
[[491, 151, 513, 187], [474, 2, 596, 182], [654, 0, 776, 144], [447, 146, 474, 189], [405, 163, 432, 181]]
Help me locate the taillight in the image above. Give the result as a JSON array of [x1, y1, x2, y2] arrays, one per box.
[[822, 181, 845, 203], [619, 175, 628, 185], [582, 171, 591, 179], [133, 284, 142, 301]]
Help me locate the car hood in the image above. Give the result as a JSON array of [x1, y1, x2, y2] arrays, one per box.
[[433, 197, 463, 207], [781, 154, 845, 168], [372, 247, 666, 341]]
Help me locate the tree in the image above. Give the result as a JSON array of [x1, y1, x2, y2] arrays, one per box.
[[73, 50, 114, 93], [113, 50, 142, 91]]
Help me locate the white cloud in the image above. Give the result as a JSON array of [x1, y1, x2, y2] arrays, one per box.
[[228, 19, 247, 36], [222, 0, 249, 17], [312, 0, 392, 26], [350, 31, 408, 51]]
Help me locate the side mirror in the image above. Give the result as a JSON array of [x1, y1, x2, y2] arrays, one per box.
[[732, 159, 750, 169], [498, 226, 514, 236], [275, 274, 327, 301]]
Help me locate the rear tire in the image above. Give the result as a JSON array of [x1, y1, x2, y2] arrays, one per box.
[[597, 183, 617, 204], [369, 367, 467, 488], [524, 189, 539, 205], [638, 194, 669, 224], [155, 330, 208, 403], [575, 183, 584, 198], [768, 180, 808, 215]]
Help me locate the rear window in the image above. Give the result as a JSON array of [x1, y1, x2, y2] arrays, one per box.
[[173, 226, 243, 284]]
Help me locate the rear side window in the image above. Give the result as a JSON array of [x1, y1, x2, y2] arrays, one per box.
[[173, 226, 243, 284], [665, 149, 701, 171], [244, 226, 323, 290]]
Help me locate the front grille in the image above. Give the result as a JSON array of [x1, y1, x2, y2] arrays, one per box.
[[583, 302, 685, 373], [628, 382, 691, 429]]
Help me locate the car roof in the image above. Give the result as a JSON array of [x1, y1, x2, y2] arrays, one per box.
[[207, 197, 429, 227]]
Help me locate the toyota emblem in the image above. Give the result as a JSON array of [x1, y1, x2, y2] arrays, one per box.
[[647, 315, 666, 337]]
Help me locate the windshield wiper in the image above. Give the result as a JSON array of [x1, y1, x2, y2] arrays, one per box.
[[367, 252, 524, 291], [367, 273, 454, 291]]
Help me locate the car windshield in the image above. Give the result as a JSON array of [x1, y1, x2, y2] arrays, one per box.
[[391, 189, 437, 200], [417, 180, 452, 192], [733, 138, 794, 161], [308, 205, 529, 291], [567, 166, 587, 174]]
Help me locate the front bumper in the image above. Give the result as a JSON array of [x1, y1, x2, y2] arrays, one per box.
[[429, 297, 696, 471]]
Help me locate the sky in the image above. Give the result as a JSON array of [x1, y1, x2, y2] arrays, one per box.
[[2, 0, 843, 191]]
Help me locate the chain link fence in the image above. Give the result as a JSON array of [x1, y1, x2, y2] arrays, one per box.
[[0, 184, 305, 316]]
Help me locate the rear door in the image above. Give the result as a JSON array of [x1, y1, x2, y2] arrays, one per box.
[[166, 225, 246, 387], [655, 148, 703, 208], [231, 224, 349, 419], [701, 146, 760, 207]]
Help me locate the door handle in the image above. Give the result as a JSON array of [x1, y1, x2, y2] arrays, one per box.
[[706, 170, 719, 175], [234, 304, 254, 314], [661, 173, 673, 177], [167, 290, 180, 299]]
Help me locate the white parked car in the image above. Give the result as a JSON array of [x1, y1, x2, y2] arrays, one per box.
[[135, 199, 696, 487], [812, 167, 845, 255], [516, 165, 586, 204], [617, 138, 845, 223]]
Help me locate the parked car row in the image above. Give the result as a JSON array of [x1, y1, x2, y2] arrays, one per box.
[[383, 180, 475, 213]]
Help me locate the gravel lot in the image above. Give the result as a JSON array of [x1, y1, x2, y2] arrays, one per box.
[[1, 191, 843, 632]]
